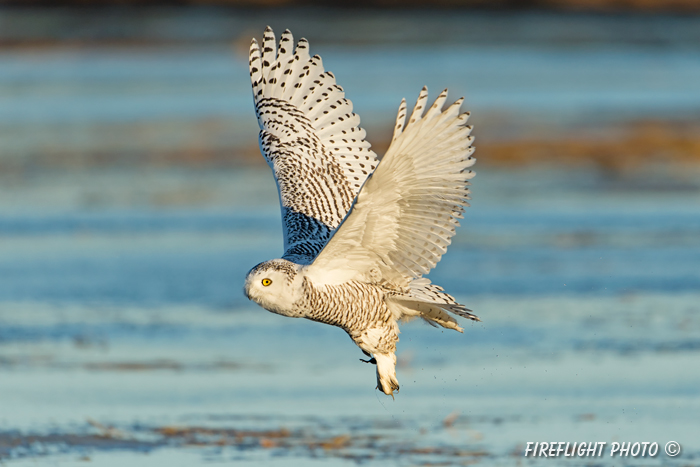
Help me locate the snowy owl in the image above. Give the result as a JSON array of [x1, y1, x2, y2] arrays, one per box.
[[244, 27, 478, 396]]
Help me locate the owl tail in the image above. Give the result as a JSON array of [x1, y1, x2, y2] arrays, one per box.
[[375, 353, 399, 397]]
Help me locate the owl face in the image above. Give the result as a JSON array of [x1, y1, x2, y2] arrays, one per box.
[[244, 259, 303, 317]]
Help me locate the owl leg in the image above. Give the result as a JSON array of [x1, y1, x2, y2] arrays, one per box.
[[352, 325, 399, 396], [359, 349, 376, 364], [374, 352, 399, 397]]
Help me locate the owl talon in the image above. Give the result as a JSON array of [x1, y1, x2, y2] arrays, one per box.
[[360, 357, 377, 364]]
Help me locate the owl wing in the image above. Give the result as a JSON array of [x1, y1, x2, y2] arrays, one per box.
[[307, 87, 475, 288], [249, 27, 379, 264]]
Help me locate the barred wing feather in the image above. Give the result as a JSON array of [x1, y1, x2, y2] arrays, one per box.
[[308, 87, 475, 288], [249, 27, 378, 263]]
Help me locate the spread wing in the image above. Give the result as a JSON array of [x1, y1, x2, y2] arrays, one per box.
[[249, 27, 379, 264], [307, 87, 475, 288]]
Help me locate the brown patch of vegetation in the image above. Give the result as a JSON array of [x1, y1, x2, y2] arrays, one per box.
[[156, 426, 291, 448], [2, 419, 497, 464], [478, 120, 700, 172], [5, 118, 699, 173]]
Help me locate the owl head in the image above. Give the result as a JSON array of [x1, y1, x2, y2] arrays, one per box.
[[244, 259, 304, 317]]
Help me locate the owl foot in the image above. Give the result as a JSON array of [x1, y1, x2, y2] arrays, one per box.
[[374, 353, 399, 397]]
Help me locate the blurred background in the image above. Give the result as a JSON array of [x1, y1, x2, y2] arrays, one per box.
[[1, 2, 699, 466]]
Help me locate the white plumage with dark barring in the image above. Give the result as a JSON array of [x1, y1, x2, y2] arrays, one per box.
[[243, 26, 478, 396]]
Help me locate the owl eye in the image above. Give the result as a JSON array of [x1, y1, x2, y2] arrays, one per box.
[[261, 278, 272, 287]]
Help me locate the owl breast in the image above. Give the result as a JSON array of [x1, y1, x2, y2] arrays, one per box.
[[295, 278, 398, 352]]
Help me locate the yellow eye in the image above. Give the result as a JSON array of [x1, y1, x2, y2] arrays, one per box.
[[261, 278, 272, 287]]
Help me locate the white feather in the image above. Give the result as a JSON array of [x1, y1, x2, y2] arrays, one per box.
[[249, 27, 379, 263], [308, 87, 475, 287]]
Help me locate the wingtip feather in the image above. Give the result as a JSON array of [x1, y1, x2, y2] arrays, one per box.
[[392, 98, 407, 142]]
